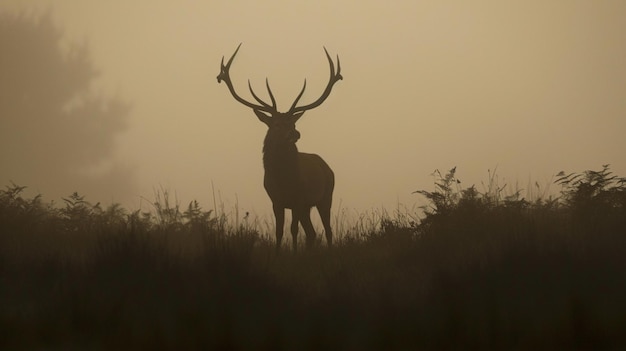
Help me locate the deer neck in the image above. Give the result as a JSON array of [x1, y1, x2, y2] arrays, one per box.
[[262, 139, 299, 177]]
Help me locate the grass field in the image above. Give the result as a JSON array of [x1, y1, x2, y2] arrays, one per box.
[[1, 166, 625, 350]]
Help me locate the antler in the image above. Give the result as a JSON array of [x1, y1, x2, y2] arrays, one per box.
[[217, 43, 277, 114], [217, 44, 342, 117], [287, 47, 342, 115]]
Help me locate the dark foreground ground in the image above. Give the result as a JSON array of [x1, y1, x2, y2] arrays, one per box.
[[1, 167, 625, 350]]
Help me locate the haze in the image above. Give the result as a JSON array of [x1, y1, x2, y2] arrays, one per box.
[[1, 1, 625, 221]]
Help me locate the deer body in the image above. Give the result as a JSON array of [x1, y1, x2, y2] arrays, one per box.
[[217, 44, 342, 251], [263, 133, 334, 249]]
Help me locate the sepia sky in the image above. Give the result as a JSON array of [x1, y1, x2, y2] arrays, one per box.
[[1, 1, 625, 220]]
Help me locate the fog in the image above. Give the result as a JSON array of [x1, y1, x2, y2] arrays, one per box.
[[1, 1, 625, 220]]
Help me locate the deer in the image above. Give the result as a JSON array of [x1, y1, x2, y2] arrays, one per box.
[[217, 44, 342, 251]]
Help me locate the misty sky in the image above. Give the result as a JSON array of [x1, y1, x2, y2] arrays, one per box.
[[1, 1, 625, 221]]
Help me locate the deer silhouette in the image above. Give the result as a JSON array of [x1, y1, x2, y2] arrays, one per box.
[[217, 44, 342, 251]]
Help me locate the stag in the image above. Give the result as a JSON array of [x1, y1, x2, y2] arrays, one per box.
[[217, 44, 342, 251]]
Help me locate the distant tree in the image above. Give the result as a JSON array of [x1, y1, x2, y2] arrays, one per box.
[[0, 12, 135, 203]]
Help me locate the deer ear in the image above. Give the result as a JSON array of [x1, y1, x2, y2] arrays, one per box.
[[291, 111, 305, 122], [254, 109, 272, 125]]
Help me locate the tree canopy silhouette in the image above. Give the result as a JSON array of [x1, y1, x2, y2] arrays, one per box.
[[0, 12, 134, 203]]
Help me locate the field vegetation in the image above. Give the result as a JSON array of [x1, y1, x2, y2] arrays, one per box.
[[1, 166, 625, 350]]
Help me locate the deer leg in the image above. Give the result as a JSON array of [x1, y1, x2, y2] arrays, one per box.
[[273, 204, 284, 252], [290, 210, 300, 252], [298, 208, 317, 250], [317, 202, 333, 248]]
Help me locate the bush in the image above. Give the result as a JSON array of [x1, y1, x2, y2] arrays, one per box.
[[1, 166, 625, 349]]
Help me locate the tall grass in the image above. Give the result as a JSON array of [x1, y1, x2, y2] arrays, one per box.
[[1, 166, 625, 350]]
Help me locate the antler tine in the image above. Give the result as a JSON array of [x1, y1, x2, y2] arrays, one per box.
[[217, 56, 225, 83], [218, 56, 225, 80], [324, 47, 335, 77], [288, 47, 343, 115], [336, 54, 342, 80], [289, 79, 307, 112], [265, 78, 277, 109], [217, 43, 276, 113], [226, 43, 242, 69]]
